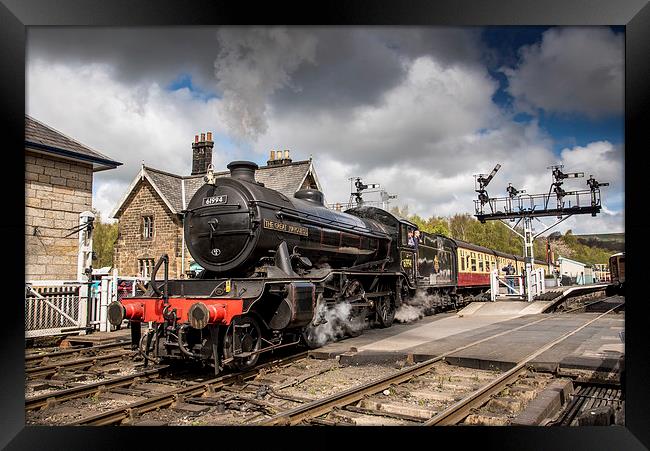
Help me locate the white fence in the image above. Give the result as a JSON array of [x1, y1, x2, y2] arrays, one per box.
[[25, 273, 147, 338]]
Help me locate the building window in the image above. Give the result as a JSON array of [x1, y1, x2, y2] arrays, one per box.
[[142, 216, 154, 239], [138, 258, 155, 278]]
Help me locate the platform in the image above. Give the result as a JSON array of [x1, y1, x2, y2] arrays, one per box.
[[310, 299, 624, 377]]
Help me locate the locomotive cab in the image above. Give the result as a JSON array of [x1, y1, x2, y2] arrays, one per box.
[[398, 222, 417, 283]]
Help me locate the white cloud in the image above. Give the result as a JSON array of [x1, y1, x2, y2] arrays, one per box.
[[559, 141, 622, 189], [503, 27, 624, 118], [92, 179, 128, 224], [27, 59, 237, 221]]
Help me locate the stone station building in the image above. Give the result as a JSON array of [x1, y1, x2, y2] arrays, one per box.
[[25, 115, 122, 280], [111, 133, 322, 279]]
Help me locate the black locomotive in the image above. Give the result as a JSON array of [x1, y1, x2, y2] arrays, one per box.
[[108, 161, 462, 373]]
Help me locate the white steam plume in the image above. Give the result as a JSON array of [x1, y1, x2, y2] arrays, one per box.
[[214, 27, 317, 142], [395, 290, 457, 323], [304, 296, 370, 348]]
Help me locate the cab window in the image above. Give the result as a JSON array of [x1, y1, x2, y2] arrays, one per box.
[[400, 224, 408, 246]]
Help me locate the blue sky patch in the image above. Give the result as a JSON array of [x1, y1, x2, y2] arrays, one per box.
[[167, 73, 219, 101], [481, 26, 624, 158], [539, 112, 624, 154]]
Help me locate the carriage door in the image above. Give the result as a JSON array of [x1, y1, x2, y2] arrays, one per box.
[[399, 223, 416, 282]]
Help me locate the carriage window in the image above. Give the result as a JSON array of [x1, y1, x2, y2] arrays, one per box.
[[400, 224, 408, 246], [485, 260, 490, 272], [461, 257, 465, 271], [471, 258, 477, 272], [478, 260, 484, 272]]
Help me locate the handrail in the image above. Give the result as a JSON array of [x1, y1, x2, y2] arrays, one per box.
[[150, 254, 169, 304]]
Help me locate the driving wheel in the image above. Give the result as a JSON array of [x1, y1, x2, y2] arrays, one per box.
[[375, 293, 396, 328], [221, 315, 262, 370]]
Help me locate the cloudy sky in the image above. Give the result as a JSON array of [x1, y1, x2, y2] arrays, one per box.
[[26, 26, 624, 235]]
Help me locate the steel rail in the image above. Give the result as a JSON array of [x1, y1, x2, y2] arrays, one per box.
[[68, 351, 308, 426], [25, 340, 131, 365], [26, 366, 168, 411], [258, 300, 622, 425], [422, 305, 620, 425], [26, 351, 135, 379]]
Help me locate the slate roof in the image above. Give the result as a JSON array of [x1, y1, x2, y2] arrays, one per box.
[[25, 115, 122, 171], [112, 160, 321, 218]]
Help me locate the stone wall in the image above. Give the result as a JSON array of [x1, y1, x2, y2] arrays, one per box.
[[25, 150, 93, 280], [113, 179, 189, 278]]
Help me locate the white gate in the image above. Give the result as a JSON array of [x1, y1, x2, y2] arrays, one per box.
[[490, 270, 524, 301], [528, 267, 546, 299], [98, 272, 147, 332], [25, 281, 89, 338], [490, 268, 546, 302], [26, 274, 148, 337]]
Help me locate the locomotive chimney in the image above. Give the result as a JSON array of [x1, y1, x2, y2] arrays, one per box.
[[191, 131, 214, 176], [227, 161, 258, 183]]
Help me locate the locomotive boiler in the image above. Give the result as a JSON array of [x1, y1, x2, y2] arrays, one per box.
[[185, 161, 392, 277]]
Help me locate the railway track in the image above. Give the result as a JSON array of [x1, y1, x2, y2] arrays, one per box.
[[26, 366, 169, 411], [69, 351, 309, 426], [25, 340, 132, 368], [25, 351, 309, 425], [26, 350, 136, 379], [548, 382, 623, 426], [26, 297, 622, 426], [258, 302, 621, 425]]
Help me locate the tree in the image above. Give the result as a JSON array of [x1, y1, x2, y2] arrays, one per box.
[[92, 210, 118, 268]]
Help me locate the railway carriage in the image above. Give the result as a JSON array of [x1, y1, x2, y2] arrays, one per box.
[[608, 252, 625, 295]]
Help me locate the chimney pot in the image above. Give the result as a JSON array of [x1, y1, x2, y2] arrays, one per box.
[[207, 131, 213, 141], [270, 150, 275, 160], [284, 150, 290, 159], [200, 133, 206, 142], [195, 135, 199, 143]]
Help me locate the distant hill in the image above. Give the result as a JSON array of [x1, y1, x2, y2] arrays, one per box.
[[574, 233, 625, 253]]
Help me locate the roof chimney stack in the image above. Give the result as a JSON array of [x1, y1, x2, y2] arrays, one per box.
[[267, 149, 292, 166], [191, 131, 214, 176]]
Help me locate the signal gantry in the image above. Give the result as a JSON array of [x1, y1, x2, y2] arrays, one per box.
[[472, 163, 609, 301]]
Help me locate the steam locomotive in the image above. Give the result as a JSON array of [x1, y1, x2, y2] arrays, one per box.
[[107, 161, 541, 373]]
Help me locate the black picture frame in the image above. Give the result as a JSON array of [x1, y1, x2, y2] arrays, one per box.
[[3, 0, 648, 449]]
